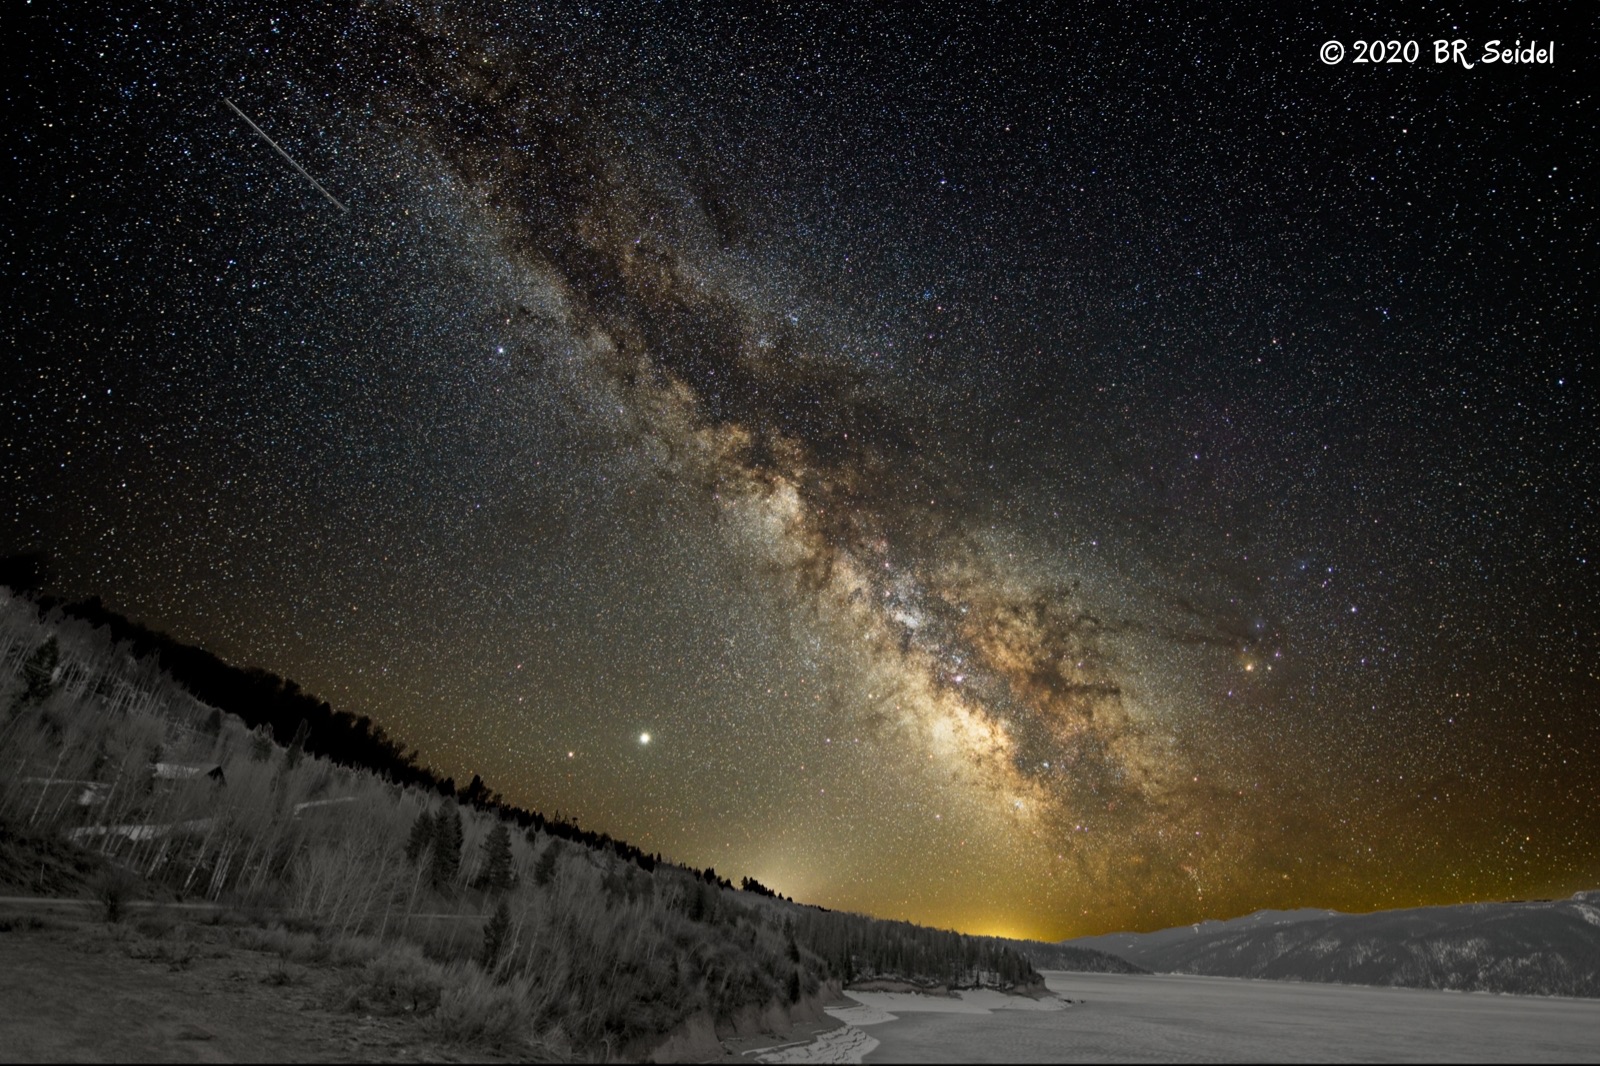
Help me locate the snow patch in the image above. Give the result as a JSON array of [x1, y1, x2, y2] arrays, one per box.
[[754, 1025, 880, 1064], [825, 1003, 899, 1026], [758, 989, 1067, 1063], [836, 990, 1065, 1017]]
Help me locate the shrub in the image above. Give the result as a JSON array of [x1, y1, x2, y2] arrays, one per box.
[[91, 866, 140, 924], [121, 929, 197, 970], [327, 933, 385, 968], [134, 914, 177, 939], [347, 942, 450, 1016], [162, 939, 198, 971], [429, 968, 534, 1050], [262, 960, 304, 986], [0, 915, 47, 933]]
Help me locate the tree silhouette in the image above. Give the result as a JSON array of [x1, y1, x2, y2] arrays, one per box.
[[481, 897, 512, 972], [532, 839, 561, 887], [461, 773, 490, 809], [475, 821, 515, 892], [404, 808, 436, 864], [10, 635, 60, 713], [430, 806, 463, 888]]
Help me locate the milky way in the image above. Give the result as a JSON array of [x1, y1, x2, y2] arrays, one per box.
[[5, 2, 1596, 937]]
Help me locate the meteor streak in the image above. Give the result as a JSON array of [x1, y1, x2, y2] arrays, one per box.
[[221, 97, 349, 214]]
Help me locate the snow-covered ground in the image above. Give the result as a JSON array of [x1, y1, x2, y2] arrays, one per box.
[[751, 1023, 882, 1065], [755, 988, 1066, 1063], [759, 972, 1600, 1063]]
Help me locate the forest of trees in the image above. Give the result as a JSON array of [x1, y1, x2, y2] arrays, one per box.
[[16, 588, 708, 882]]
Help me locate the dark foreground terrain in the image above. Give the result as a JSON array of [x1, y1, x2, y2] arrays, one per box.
[[0, 903, 526, 1063]]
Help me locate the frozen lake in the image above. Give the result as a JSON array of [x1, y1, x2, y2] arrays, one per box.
[[848, 972, 1600, 1063]]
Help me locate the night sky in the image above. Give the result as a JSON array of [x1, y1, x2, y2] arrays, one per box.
[[5, 2, 1595, 939]]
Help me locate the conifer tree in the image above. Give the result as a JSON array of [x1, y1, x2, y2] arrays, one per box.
[[476, 821, 515, 892], [404, 808, 436, 864], [532, 838, 561, 887], [461, 773, 490, 809], [481, 897, 511, 973], [430, 805, 463, 888]]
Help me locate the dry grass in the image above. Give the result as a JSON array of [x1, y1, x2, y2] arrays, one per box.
[[343, 941, 450, 1016], [429, 967, 537, 1049]]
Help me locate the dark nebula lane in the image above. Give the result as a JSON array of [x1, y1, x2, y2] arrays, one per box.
[[4, 1, 1596, 939]]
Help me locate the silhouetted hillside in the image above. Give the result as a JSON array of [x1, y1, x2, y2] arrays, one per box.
[[2, 586, 1052, 1057], [26, 591, 690, 880]]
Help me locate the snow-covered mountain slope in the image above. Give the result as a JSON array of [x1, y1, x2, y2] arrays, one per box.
[[1064, 893, 1600, 997]]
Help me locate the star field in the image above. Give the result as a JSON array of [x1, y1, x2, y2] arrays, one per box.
[[3, 1, 1596, 939]]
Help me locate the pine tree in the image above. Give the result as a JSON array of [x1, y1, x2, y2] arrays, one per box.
[[430, 806, 463, 888], [404, 808, 436, 864], [461, 773, 490, 809], [476, 821, 515, 892], [532, 839, 561, 887], [480, 897, 511, 973]]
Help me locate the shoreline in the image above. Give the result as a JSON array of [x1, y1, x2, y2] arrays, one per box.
[[724, 971, 1600, 1064], [715, 1007, 853, 1063], [720, 984, 1071, 1064]]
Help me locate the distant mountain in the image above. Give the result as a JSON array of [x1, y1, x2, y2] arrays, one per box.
[[1067, 908, 1341, 965], [1065, 894, 1600, 997]]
